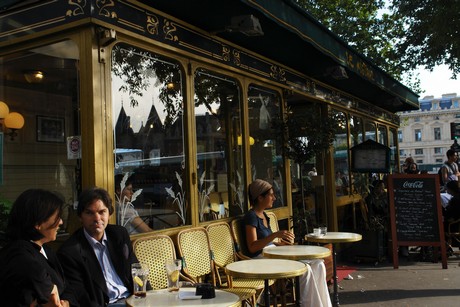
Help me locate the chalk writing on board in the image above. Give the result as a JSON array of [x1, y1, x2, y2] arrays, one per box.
[[392, 177, 439, 242]]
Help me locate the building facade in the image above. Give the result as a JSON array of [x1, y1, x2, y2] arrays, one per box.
[[0, 0, 418, 237], [398, 93, 460, 172]]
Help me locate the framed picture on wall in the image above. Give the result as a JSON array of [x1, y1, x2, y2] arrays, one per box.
[[37, 116, 65, 143]]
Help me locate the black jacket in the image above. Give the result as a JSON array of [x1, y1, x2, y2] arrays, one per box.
[[57, 225, 137, 307], [0, 240, 78, 306]]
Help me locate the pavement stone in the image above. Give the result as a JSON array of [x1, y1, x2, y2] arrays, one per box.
[[335, 252, 460, 306]]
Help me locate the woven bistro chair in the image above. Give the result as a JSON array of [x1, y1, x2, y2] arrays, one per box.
[[265, 211, 281, 244], [176, 227, 256, 306], [206, 222, 272, 291], [230, 217, 251, 260], [132, 234, 193, 290]]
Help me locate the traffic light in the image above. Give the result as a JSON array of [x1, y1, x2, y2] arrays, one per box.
[[450, 122, 460, 140]]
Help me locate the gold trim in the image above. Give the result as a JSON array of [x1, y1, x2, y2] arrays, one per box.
[[225, 259, 307, 280], [0, 17, 65, 39], [263, 247, 331, 260], [118, 18, 144, 32], [305, 232, 362, 243]]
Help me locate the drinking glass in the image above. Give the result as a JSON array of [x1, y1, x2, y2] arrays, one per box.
[[131, 263, 149, 298], [165, 259, 182, 292], [320, 226, 328, 235]]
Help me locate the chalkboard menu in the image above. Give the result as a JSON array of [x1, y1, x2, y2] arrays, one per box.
[[387, 173, 447, 269], [392, 176, 439, 242]]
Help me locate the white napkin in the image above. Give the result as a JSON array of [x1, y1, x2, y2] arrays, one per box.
[[178, 288, 201, 300]]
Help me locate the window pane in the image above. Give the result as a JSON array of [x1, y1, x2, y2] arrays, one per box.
[[365, 122, 376, 141], [378, 125, 388, 146], [248, 86, 285, 207], [349, 115, 363, 147], [112, 44, 185, 231], [389, 128, 398, 173], [0, 40, 81, 236], [434, 127, 441, 140], [415, 129, 422, 141], [194, 69, 244, 221], [332, 110, 348, 196]]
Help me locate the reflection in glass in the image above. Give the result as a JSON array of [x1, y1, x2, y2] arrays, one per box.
[[332, 111, 348, 196], [193, 69, 244, 221], [389, 128, 398, 173], [349, 115, 363, 147], [365, 122, 376, 141], [248, 86, 285, 207], [378, 125, 388, 146], [112, 43, 185, 230], [0, 40, 80, 235]]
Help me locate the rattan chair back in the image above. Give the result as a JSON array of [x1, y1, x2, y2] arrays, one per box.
[[132, 234, 175, 290], [176, 227, 216, 285], [206, 221, 236, 267], [230, 216, 251, 259], [266, 211, 280, 243]]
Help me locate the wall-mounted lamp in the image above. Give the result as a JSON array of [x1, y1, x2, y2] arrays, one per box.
[[0, 100, 25, 140], [24, 70, 45, 83], [237, 135, 255, 146]]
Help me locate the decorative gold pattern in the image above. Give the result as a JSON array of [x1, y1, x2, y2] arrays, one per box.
[[232, 49, 241, 66], [96, 0, 117, 18], [67, 0, 87, 16], [163, 19, 179, 41], [222, 46, 231, 62], [146, 14, 159, 35], [270, 65, 286, 82]]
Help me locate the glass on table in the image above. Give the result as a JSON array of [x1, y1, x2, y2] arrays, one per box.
[[313, 228, 321, 236], [165, 259, 182, 292], [320, 226, 327, 235], [132, 263, 149, 298]]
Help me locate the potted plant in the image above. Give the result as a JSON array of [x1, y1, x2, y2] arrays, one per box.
[[277, 102, 338, 243]]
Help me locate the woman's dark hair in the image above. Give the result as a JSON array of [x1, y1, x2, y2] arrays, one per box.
[[77, 187, 114, 216], [6, 189, 63, 241]]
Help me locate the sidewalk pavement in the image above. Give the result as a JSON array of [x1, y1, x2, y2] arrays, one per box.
[[335, 252, 460, 306]]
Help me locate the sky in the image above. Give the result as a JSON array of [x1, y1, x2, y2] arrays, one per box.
[[416, 65, 460, 99]]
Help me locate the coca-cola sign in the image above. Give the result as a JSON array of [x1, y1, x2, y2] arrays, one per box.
[[402, 181, 423, 189]]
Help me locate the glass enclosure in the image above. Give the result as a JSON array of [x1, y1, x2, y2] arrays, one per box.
[[112, 43, 185, 231], [332, 110, 349, 196], [193, 69, 245, 221], [0, 40, 81, 236], [248, 86, 285, 207]]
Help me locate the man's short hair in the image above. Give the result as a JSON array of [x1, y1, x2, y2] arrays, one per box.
[[77, 187, 114, 216], [447, 149, 457, 158]]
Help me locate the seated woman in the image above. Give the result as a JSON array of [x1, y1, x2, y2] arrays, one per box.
[[245, 179, 332, 307], [115, 173, 153, 234], [0, 189, 77, 306]]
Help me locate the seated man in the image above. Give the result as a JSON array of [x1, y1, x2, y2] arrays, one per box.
[[58, 187, 142, 306], [245, 179, 332, 307]]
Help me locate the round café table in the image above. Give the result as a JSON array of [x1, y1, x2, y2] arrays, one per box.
[[263, 245, 331, 304], [126, 288, 240, 307], [263, 245, 331, 260], [305, 232, 362, 307], [225, 259, 307, 307]]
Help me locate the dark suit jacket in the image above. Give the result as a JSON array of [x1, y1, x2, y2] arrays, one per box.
[[0, 240, 77, 306], [57, 225, 137, 307]]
